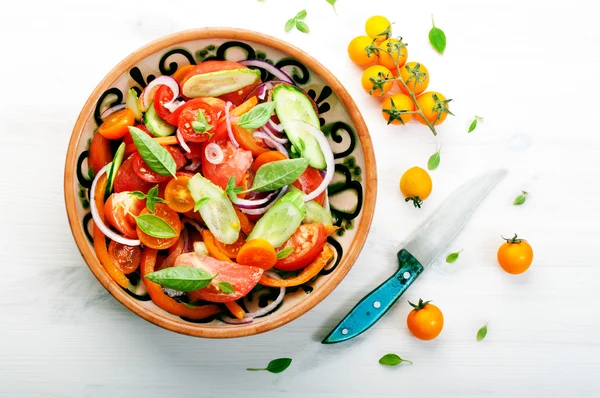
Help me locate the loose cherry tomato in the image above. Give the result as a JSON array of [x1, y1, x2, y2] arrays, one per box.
[[113, 156, 153, 193], [232, 124, 269, 156], [293, 167, 326, 206], [275, 224, 327, 271], [400, 166, 432, 208], [201, 141, 253, 190], [132, 146, 186, 183], [406, 299, 444, 340], [252, 151, 288, 174], [88, 133, 112, 176], [153, 85, 176, 121], [177, 102, 218, 143], [98, 108, 136, 140], [497, 234, 534, 274], [108, 241, 141, 274], [164, 174, 195, 213], [104, 192, 146, 238], [136, 203, 182, 250]]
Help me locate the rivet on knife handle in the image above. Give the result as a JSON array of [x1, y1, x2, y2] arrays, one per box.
[[322, 249, 424, 344]]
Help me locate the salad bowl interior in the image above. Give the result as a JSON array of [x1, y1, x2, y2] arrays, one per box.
[[64, 28, 376, 338]]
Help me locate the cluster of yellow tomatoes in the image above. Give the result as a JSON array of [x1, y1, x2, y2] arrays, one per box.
[[347, 16, 451, 128]]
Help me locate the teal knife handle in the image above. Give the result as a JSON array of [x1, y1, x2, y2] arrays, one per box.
[[322, 249, 424, 344]]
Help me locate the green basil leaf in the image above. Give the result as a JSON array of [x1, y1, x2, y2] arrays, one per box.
[[217, 281, 235, 294], [145, 184, 166, 213], [248, 358, 292, 373], [326, 0, 337, 12], [238, 102, 277, 129], [128, 126, 176, 177], [134, 214, 178, 238], [477, 323, 488, 341], [446, 249, 462, 263], [513, 191, 528, 206], [428, 16, 446, 54], [145, 266, 215, 292], [285, 18, 296, 32], [129, 191, 146, 200], [468, 119, 478, 133], [427, 150, 441, 170], [250, 158, 310, 192], [194, 197, 211, 212], [295, 20, 310, 34], [379, 354, 413, 367], [276, 247, 294, 260], [295, 9, 307, 19]]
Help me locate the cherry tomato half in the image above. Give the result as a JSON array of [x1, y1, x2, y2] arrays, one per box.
[[136, 203, 182, 250], [104, 192, 146, 238], [275, 224, 328, 271], [132, 146, 186, 183], [98, 108, 135, 140], [108, 241, 141, 274], [178, 102, 218, 143], [164, 174, 195, 213]]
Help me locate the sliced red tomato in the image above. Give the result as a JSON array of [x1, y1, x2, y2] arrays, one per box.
[[177, 102, 218, 143], [275, 224, 328, 271], [108, 241, 141, 274], [209, 120, 229, 143], [136, 203, 182, 250], [88, 133, 113, 176], [201, 141, 253, 189], [132, 146, 186, 183], [122, 124, 152, 144], [181, 61, 261, 106], [113, 155, 154, 193], [176, 252, 263, 303], [153, 85, 176, 121], [293, 167, 326, 206], [104, 192, 146, 238], [164, 97, 226, 126]]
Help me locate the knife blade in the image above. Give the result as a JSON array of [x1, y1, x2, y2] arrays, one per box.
[[322, 169, 507, 344]]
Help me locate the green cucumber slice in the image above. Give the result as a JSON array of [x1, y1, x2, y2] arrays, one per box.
[[126, 88, 142, 121], [144, 101, 176, 137], [273, 84, 326, 169], [182, 68, 261, 98], [303, 201, 333, 225], [188, 174, 240, 245], [104, 142, 126, 199]]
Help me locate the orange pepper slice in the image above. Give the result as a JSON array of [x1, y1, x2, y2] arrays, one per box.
[[224, 301, 246, 320], [230, 96, 258, 117], [200, 229, 234, 262], [259, 245, 334, 287], [171, 64, 196, 83], [235, 208, 255, 236]]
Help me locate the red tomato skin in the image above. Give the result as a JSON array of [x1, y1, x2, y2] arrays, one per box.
[[153, 85, 176, 121], [113, 156, 154, 193], [275, 224, 328, 271], [293, 167, 326, 206], [201, 141, 253, 190], [177, 103, 217, 143], [88, 133, 113, 176], [104, 192, 146, 238]]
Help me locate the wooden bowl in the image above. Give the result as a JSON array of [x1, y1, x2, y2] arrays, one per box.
[[64, 28, 376, 338]]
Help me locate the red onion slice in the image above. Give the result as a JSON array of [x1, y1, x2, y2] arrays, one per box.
[[252, 131, 288, 157], [281, 120, 335, 202], [205, 143, 224, 165], [184, 157, 202, 171], [100, 103, 126, 121], [221, 314, 254, 325], [176, 129, 191, 154], [267, 119, 284, 132], [164, 99, 186, 113], [232, 190, 277, 209], [240, 185, 289, 215], [247, 271, 286, 318], [259, 126, 288, 144], [239, 60, 294, 84], [90, 165, 141, 246], [142, 76, 180, 109], [224, 101, 240, 148], [182, 218, 203, 235]]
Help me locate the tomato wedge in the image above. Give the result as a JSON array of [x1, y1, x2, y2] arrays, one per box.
[[153, 85, 176, 121], [108, 241, 141, 274], [136, 203, 182, 250], [201, 141, 253, 189], [177, 252, 263, 303], [104, 192, 146, 238], [132, 146, 186, 183], [293, 167, 326, 206], [232, 124, 269, 156], [113, 155, 154, 194], [275, 224, 328, 271], [88, 133, 113, 177]]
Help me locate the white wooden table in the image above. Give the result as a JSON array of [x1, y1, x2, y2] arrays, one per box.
[[1, 0, 599, 396]]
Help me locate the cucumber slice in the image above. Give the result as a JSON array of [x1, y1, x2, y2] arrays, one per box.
[[304, 200, 333, 225], [144, 101, 176, 137], [182, 68, 261, 98], [126, 88, 142, 121], [273, 85, 326, 169], [187, 174, 240, 245], [247, 191, 306, 248], [104, 142, 126, 199]]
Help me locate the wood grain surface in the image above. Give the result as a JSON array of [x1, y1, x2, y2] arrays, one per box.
[[1, 0, 599, 397]]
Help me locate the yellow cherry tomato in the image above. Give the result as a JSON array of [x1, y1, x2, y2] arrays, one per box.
[[400, 166, 432, 208], [407, 299, 444, 341], [381, 93, 414, 125], [377, 38, 408, 71], [348, 36, 377, 66], [361, 65, 393, 96], [497, 234, 534, 274], [365, 16, 391, 42], [415, 91, 452, 126], [399, 62, 430, 96]]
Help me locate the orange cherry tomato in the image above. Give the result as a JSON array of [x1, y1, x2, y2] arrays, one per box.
[[232, 124, 269, 157], [406, 299, 444, 340], [98, 108, 135, 140], [108, 241, 141, 274], [399, 62, 430, 96], [252, 151, 288, 174], [381, 93, 414, 125], [377, 38, 408, 71], [164, 175, 194, 213], [236, 239, 278, 270], [497, 234, 534, 274], [136, 203, 182, 250], [415, 91, 452, 126], [348, 36, 377, 66]]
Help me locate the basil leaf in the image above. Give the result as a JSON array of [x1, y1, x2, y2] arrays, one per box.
[[326, 0, 337, 12], [238, 102, 277, 129], [128, 126, 176, 177], [145, 266, 215, 292], [248, 358, 292, 373], [250, 158, 310, 192], [468, 115, 483, 133], [513, 191, 528, 205], [295, 9, 307, 19], [477, 323, 488, 341], [146, 184, 167, 213], [285, 18, 296, 32], [277, 247, 294, 260], [217, 281, 235, 294], [194, 197, 211, 211], [134, 214, 178, 238], [446, 249, 462, 263], [129, 191, 146, 200], [427, 150, 441, 170], [428, 15, 446, 54], [295, 21, 310, 34], [379, 354, 413, 367]]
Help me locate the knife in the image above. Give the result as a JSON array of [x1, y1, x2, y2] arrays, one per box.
[[322, 169, 507, 344]]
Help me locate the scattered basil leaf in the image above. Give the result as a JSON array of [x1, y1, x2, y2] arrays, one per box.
[[379, 354, 413, 367], [225, 175, 243, 202], [247, 358, 292, 373], [326, 0, 337, 12], [238, 102, 277, 129], [134, 214, 178, 238], [276, 247, 294, 260], [295, 9, 307, 19], [468, 115, 483, 133], [128, 126, 176, 177], [513, 191, 528, 206], [145, 267, 216, 292], [128, 185, 166, 213], [194, 197, 211, 212], [285, 10, 309, 34], [250, 158, 310, 192], [429, 15, 447, 54], [217, 281, 235, 294], [446, 249, 462, 263], [285, 18, 296, 32], [427, 149, 441, 170], [477, 323, 488, 341], [295, 21, 310, 34]]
